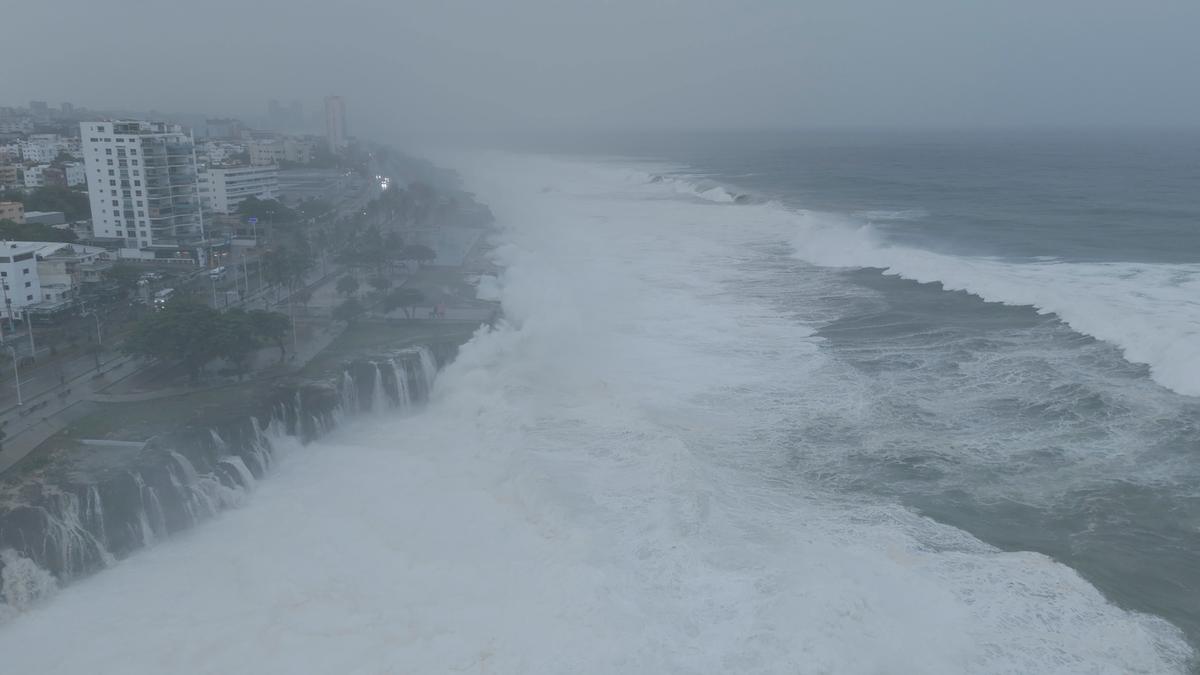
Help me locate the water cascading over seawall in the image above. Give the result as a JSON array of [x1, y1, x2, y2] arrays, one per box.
[[0, 345, 445, 617]]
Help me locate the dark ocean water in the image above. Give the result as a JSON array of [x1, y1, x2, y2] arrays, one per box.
[[627, 130, 1200, 656]]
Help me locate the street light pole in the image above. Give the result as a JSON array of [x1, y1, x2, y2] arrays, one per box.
[[6, 345, 21, 406], [24, 311, 35, 360]]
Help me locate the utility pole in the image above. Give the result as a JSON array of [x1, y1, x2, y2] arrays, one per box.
[[24, 311, 35, 361], [6, 345, 21, 406]]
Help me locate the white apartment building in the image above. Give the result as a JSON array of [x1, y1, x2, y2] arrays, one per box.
[[248, 139, 284, 166], [199, 141, 246, 165], [19, 134, 69, 163], [34, 242, 109, 306], [81, 120, 204, 249], [64, 161, 86, 187], [0, 242, 43, 320], [23, 164, 48, 188], [199, 164, 279, 214], [324, 96, 346, 152]]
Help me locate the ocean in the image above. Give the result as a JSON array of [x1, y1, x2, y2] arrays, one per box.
[[0, 130, 1197, 673]]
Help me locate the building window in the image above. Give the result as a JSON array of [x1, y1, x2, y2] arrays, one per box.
[[137, 211, 144, 217], [134, 180, 141, 186], [106, 159, 113, 166], [24, 281, 30, 288], [22, 268, 29, 274], [131, 160, 138, 166], [135, 190, 142, 196], [130, 149, 137, 155], [105, 148, 112, 155], [111, 200, 118, 206], [108, 169, 114, 176], [26, 295, 32, 301], [109, 180, 116, 186]]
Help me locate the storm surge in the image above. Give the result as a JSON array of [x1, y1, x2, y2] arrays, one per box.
[[0, 155, 1189, 674]]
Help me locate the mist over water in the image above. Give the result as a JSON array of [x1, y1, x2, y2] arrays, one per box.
[[0, 153, 1190, 673]]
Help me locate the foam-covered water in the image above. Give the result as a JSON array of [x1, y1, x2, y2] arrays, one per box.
[[0, 154, 1190, 673]]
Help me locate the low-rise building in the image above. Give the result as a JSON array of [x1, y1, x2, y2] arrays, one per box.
[[19, 134, 69, 163], [283, 137, 317, 164], [199, 141, 246, 165], [34, 241, 110, 307], [23, 163, 49, 188], [0, 241, 44, 319], [248, 139, 284, 166], [199, 164, 279, 214], [0, 165, 18, 189], [0, 202, 24, 223], [64, 161, 85, 186]]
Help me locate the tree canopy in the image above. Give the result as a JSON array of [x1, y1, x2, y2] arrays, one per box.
[[0, 186, 90, 221], [382, 288, 426, 319], [122, 299, 292, 382], [237, 196, 296, 223], [336, 274, 360, 298], [0, 219, 76, 243]]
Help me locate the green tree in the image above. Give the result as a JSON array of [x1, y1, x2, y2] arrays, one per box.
[[247, 309, 290, 363], [0, 219, 77, 243], [105, 263, 142, 298], [401, 244, 436, 267], [368, 275, 392, 294], [210, 308, 258, 372], [332, 298, 363, 324], [237, 196, 295, 224], [2, 186, 90, 220], [335, 274, 359, 298], [383, 288, 425, 319], [121, 299, 222, 383]]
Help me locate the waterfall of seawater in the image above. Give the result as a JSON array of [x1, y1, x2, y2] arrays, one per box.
[[0, 345, 444, 620]]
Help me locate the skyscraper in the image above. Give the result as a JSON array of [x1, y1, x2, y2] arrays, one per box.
[[81, 121, 203, 249], [324, 96, 347, 153]]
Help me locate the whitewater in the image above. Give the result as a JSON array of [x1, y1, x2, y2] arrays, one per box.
[[0, 154, 1191, 674]]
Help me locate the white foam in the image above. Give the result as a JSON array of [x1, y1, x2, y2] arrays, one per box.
[[779, 207, 1200, 396], [0, 154, 1188, 674]]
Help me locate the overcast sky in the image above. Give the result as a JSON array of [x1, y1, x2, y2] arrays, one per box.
[[4, 0, 1200, 143]]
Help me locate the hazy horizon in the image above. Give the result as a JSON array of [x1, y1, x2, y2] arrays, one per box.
[[4, 0, 1200, 146]]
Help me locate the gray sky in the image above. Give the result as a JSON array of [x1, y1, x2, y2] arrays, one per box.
[[5, 0, 1200, 143]]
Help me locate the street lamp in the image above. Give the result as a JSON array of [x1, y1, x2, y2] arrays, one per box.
[[6, 345, 21, 406]]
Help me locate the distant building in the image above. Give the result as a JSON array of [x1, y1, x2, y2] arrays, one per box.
[[324, 96, 346, 152], [203, 118, 245, 140], [199, 164, 279, 214], [19, 134, 69, 163], [0, 165, 19, 189], [81, 120, 204, 249], [248, 139, 285, 166], [63, 161, 86, 187], [23, 164, 49, 188], [198, 140, 246, 165], [283, 137, 316, 163], [0, 202, 24, 224]]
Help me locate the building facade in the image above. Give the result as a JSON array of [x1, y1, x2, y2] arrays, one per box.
[[0, 165, 19, 189], [23, 164, 48, 188], [0, 202, 24, 224], [64, 161, 86, 187], [0, 241, 43, 319], [81, 121, 204, 249], [199, 164, 279, 214], [324, 96, 346, 152], [248, 139, 284, 166]]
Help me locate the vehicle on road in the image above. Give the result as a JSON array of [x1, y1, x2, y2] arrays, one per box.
[[152, 288, 174, 310]]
